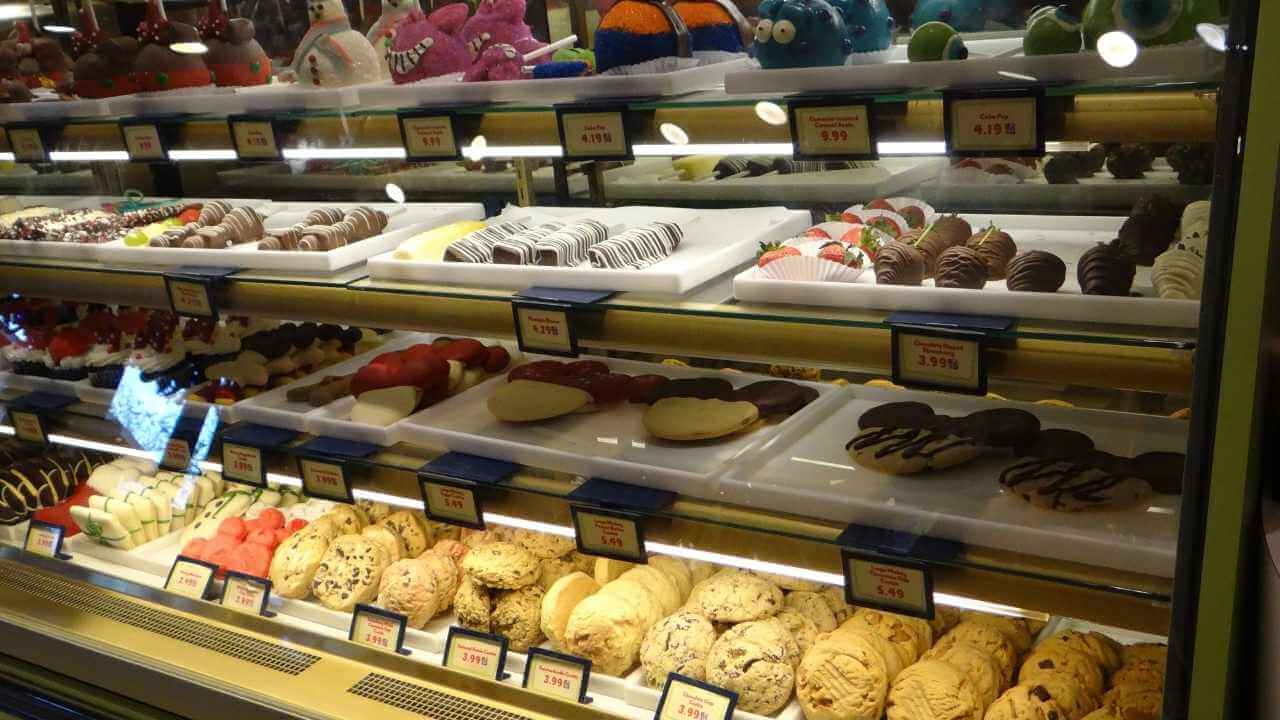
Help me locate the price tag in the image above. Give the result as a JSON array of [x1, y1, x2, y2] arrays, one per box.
[[944, 90, 1044, 157], [841, 548, 934, 619], [161, 437, 193, 472], [298, 456, 353, 503], [523, 648, 592, 704], [24, 520, 67, 559], [8, 126, 48, 162], [557, 105, 632, 161], [398, 111, 462, 161], [512, 300, 577, 357], [655, 674, 737, 720], [788, 98, 876, 160], [890, 324, 987, 395], [10, 409, 46, 444], [221, 570, 274, 617], [228, 115, 282, 160], [350, 604, 411, 655], [120, 122, 167, 162], [419, 473, 484, 530], [571, 505, 646, 563], [164, 556, 217, 600], [444, 626, 509, 681], [221, 443, 265, 487]]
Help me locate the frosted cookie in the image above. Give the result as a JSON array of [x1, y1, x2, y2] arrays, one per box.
[[796, 633, 890, 720], [960, 611, 1035, 654], [444, 221, 529, 263], [462, 541, 539, 589], [985, 683, 1068, 720], [454, 575, 493, 632], [999, 458, 1154, 512], [564, 592, 648, 676], [509, 527, 576, 559], [380, 510, 432, 557], [706, 620, 797, 714], [362, 524, 406, 562], [492, 585, 546, 652], [776, 608, 820, 656], [269, 528, 331, 598], [1020, 646, 1105, 697], [848, 424, 981, 475], [647, 555, 693, 599], [639, 610, 717, 686], [619, 566, 682, 615], [885, 660, 982, 720], [926, 621, 1018, 689], [643, 397, 760, 441], [929, 642, 1002, 708], [377, 558, 447, 628], [693, 570, 783, 623], [489, 379, 593, 422], [588, 221, 683, 270], [312, 535, 391, 612], [418, 552, 460, 613], [541, 572, 600, 650]]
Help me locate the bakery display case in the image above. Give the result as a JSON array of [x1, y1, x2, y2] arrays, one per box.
[[0, 0, 1272, 717]]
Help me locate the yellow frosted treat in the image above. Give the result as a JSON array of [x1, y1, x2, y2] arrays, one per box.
[[393, 220, 486, 261]]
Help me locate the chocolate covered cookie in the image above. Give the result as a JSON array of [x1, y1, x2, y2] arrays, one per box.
[[731, 380, 819, 417], [637, 377, 735, 404], [959, 408, 1041, 447], [857, 401, 936, 430], [1013, 428, 1096, 458], [1128, 451, 1186, 495], [847, 424, 981, 475], [999, 457, 1154, 512]]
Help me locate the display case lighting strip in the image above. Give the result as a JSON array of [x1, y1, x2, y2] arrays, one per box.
[[0, 152, 15, 162], [633, 142, 794, 156], [167, 149, 238, 161], [280, 147, 407, 160], [19, 429, 1042, 620], [47, 150, 131, 162]]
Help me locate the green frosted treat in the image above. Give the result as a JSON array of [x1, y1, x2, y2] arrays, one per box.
[[1024, 5, 1082, 55], [907, 21, 968, 62], [554, 47, 596, 73], [1082, 0, 1219, 49]]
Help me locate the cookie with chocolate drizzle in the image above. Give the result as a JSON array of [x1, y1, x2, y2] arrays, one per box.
[[998, 455, 1154, 512], [847, 401, 1039, 475]]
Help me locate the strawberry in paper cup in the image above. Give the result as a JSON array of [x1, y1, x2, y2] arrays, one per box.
[[885, 197, 936, 229], [757, 240, 866, 283], [756, 241, 801, 268], [839, 206, 909, 238], [840, 223, 893, 261], [805, 221, 861, 240]]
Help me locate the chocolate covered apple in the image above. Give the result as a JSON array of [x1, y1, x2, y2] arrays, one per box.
[[133, 0, 214, 92], [199, 0, 271, 86], [71, 0, 140, 97]]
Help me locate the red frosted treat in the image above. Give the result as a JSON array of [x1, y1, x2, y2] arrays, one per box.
[[245, 528, 280, 550], [181, 537, 209, 560], [562, 360, 609, 378], [257, 507, 285, 529], [439, 338, 486, 367], [585, 373, 632, 404], [627, 374, 668, 403], [482, 345, 511, 372], [286, 518, 309, 532], [508, 360, 565, 382], [217, 516, 248, 540]]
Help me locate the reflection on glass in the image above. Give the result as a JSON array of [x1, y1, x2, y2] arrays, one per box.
[[108, 366, 219, 474]]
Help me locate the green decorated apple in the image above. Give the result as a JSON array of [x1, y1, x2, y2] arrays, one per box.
[[1083, 0, 1219, 48], [1024, 5, 1082, 55], [908, 21, 968, 62]]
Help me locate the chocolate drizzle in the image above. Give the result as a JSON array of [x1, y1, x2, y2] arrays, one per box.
[[846, 426, 976, 460], [998, 457, 1140, 509]]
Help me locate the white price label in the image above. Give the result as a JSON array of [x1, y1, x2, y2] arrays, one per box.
[[515, 305, 573, 355], [9, 128, 45, 162], [221, 443, 264, 486], [445, 630, 506, 680], [165, 557, 215, 599], [894, 329, 982, 391], [657, 677, 736, 720], [560, 110, 628, 158], [844, 553, 931, 618], [299, 457, 350, 502], [422, 477, 482, 527], [166, 278, 215, 317], [792, 103, 873, 157], [122, 123, 166, 161], [10, 410, 45, 443], [24, 521, 63, 558], [572, 507, 644, 562], [162, 437, 192, 472], [525, 653, 587, 702], [948, 95, 1039, 153], [400, 114, 458, 159], [230, 119, 280, 159], [350, 606, 405, 654], [222, 573, 270, 615]]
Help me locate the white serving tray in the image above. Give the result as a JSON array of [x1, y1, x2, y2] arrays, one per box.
[[920, 161, 1211, 212], [108, 85, 243, 117], [65, 527, 183, 577], [358, 58, 750, 108], [721, 385, 1185, 577], [0, 96, 115, 122], [0, 370, 116, 405], [733, 212, 1201, 328], [725, 37, 1224, 95], [603, 157, 947, 203], [96, 201, 485, 272], [398, 356, 841, 493], [367, 205, 811, 293], [232, 81, 366, 112], [392, 163, 591, 196]]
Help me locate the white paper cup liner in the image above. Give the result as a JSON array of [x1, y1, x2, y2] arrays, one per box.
[[839, 207, 910, 237], [758, 254, 865, 282]]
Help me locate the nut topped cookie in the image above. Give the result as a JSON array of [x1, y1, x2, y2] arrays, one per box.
[[491, 585, 546, 652], [454, 575, 493, 632], [462, 541, 539, 589], [693, 570, 784, 623]]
